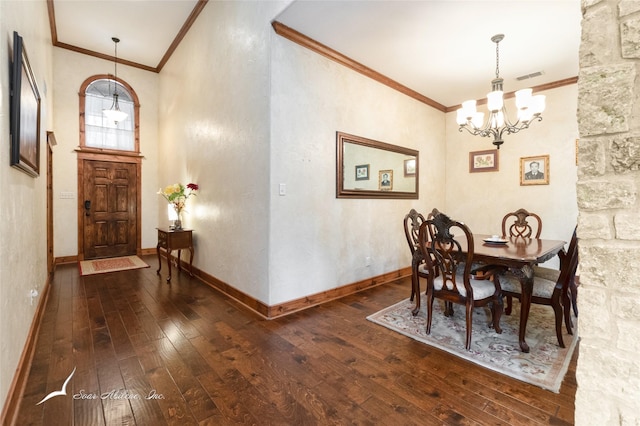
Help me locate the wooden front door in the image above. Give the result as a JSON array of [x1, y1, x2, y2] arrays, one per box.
[[82, 160, 137, 259]]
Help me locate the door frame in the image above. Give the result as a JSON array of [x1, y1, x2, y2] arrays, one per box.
[[46, 132, 57, 277], [77, 149, 142, 261]]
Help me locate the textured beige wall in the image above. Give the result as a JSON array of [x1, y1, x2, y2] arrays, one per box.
[[575, 0, 640, 423], [269, 36, 446, 304], [0, 0, 53, 406], [157, 1, 284, 302]]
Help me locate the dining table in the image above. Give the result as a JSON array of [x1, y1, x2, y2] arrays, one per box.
[[414, 233, 566, 353]]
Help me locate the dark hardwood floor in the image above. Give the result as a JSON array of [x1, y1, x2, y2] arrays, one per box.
[[14, 255, 576, 425]]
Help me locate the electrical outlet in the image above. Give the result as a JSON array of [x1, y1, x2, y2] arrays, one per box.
[[279, 183, 286, 196], [365, 256, 371, 267]]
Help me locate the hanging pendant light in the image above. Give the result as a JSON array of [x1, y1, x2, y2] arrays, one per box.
[[456, 34, 545, 149], [103, 37, 128, 123]]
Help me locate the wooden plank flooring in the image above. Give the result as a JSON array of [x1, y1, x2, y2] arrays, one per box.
[[13, 256, 577, 425]]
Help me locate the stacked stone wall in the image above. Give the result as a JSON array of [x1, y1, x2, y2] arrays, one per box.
[[576, 0, 640, 423]]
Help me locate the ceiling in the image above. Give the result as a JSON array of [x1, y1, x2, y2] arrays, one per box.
[[50, 0, 582, 108]]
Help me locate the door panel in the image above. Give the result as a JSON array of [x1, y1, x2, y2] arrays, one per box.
[[83, 160, 137, 259]]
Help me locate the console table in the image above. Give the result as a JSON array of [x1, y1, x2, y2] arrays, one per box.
[[156, 228, 194, 282]]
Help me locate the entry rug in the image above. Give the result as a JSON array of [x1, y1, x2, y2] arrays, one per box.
[[79, 256, 149, 276], [367, 299, 578, 393]]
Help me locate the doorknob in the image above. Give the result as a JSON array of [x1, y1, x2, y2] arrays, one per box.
[[84, 200, 91, 216]]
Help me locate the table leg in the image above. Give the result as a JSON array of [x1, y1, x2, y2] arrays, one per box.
[[177, 249, 182, 272], [166, 248, 172, 282], [156, 244, 162, 274], [511, 265, 534, 353], [188, 247, 194, 277]]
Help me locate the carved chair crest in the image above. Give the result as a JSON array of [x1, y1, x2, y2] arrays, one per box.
[[502, 208, 542, 239]]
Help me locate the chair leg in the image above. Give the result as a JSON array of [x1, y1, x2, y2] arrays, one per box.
[[411, 261, 421, 316], [426, 292, 434, 335], [551, 297, 565, 348], [444, 301, 454, 317], [570, 276, 579, 317], [491, 299, 503, 334], [562, 285, 574, 335], [505, 295, 513, 315], [465, 305, 473, 350], [410, 259, 417, 301]]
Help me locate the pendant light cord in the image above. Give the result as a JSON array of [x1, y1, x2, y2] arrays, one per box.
[[112, 37, 120, 96]]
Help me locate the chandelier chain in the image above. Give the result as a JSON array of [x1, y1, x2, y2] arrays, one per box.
[[495, 39, 500, 79]]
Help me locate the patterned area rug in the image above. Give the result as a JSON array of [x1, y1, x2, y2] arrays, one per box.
[[79, 256, 149, 276], [367, 299, 578, 393]]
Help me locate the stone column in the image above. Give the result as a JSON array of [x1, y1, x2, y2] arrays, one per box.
[[576, 0, 640, 423]]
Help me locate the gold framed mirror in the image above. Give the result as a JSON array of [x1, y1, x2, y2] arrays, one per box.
[[336, 131, 419, 199]]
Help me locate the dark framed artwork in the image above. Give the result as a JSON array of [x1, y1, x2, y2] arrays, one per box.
[[10, 31, 41, 177], [404, 158, 416, 176], [469, 149, 498, 173], [355, 164, 369, 181], [378, 169, 393, 191], [520, 155, 549, 185]]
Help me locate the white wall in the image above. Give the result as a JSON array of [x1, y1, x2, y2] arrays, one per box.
[[0, 0, 52, 406], [445, 84, 579, 265], [269, 36, 446, 305], [157, 1, 287, 302], [52, 49, 160, 257]]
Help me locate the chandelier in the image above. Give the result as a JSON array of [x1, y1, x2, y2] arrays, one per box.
[[456, 34, 545, 149], [103, 37, 128, 123]]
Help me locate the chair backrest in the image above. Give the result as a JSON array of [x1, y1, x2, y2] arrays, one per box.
[[419, 209, 474, 298], [403, 209, 426, 256], [502, 208, 542, 239]]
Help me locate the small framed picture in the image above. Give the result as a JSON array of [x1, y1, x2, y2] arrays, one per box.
[[355, 164, 369, 181], [469, 149, 499, 173], [404, 158, 416, 176], [520, 155, 549, 185], [379, 170, 393, 191]]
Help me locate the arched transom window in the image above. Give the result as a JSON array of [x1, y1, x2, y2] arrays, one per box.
[[83, 78, 136, 151]]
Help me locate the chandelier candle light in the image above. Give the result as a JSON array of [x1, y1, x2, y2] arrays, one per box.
[[103, 37, 128, 123], [159, 183, 199, 230], [456, 34, 546, 149]]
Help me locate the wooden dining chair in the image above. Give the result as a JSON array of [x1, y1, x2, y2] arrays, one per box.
[[418, 210, 503, 350], [501, 208, 580, 319], [496, 227, 578, 347], [502, 208, 542, 239], [501, 208, 542, 314]]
